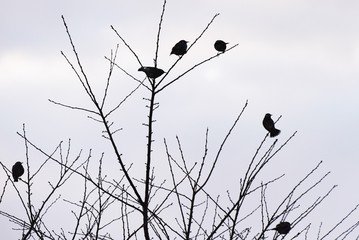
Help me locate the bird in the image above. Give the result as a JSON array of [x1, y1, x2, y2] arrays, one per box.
[[262, 113, 281, 137], [138, 66, 165, 79], [214, 40, 228, 53], [170, 40, 188, 56], [273, 222, 291, 235], [12, 162, 24, 182]]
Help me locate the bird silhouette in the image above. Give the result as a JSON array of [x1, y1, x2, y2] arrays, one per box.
[[12, 162, 24, 182], [214, 40, 228, 53], [170, 40, 188, 56], [138, 66, 165, 79], [273, 222, 291, 235], [262, 113, 281, 137]]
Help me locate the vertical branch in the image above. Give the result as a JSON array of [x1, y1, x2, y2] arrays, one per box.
[[95, 154, 105, 239], [164, 139, 188, 234], [154, 0, 167, 67], [229, 200, 241, 240], [143, 82, 157, 240], [23, 124, 36, 239], [0, 168, 9, 203], [186, 188, 197, 239], [100, 44, 119, 110], [71, 158, 90, 240], [197, 128, 209, 184]]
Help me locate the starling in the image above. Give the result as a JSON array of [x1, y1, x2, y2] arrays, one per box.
[[262, 113, 281, 137], [214, 40, 228, 53], [170, 40, 188, 56], [273, 222, 291, 235], [12, 161, 24, 182], [138, 66, 165, 79]]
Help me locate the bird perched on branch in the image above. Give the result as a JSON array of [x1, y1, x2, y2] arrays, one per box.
[[138, 66, 165, 79], [214, 40, 228, 53], [262, 113, 281, 137], [170, 40, 188, 56], [272, 222, 291, 234], [12, 161, 24, 182]]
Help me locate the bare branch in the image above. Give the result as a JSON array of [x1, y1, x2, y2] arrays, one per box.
[[61, 15, 97, 102], [101, 45, 119, 110], [319, 204, 359, 239], [154, 0, 167, 67], [156, 43, 239, 93], [111, 25, 143, 67]]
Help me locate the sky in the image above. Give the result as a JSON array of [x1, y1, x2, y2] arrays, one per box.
[[1, 0, 359, 238]]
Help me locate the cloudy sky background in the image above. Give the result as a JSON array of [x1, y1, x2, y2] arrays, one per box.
[[1, 0, 359, 238]]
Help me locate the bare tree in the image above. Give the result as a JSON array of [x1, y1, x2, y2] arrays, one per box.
[[1, 0, 358, 239]]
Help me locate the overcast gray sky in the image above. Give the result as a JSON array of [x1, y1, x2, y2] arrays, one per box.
[[1, 0, 359, 238]]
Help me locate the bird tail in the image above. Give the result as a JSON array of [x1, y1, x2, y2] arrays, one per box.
[[270, 129, 281, 137], [14, 178, 18, 182]]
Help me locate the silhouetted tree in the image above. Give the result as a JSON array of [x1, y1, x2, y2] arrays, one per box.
[[1, 0, 358, 239]]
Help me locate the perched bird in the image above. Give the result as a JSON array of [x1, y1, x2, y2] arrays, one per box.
[[273, 222, 291, 235], [262, 113, 281, 137], [12, 162, 24, 182], [214, 40, 228, 53], [138, 66, 165, 79], [170, 40, 188, 56]]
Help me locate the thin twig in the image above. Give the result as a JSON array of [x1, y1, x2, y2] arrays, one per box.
[[101, 45, 119, 110], [61, 16, 97, 102], [111, 25, 143, 67], [154, 0, 167, 68]]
